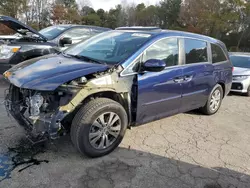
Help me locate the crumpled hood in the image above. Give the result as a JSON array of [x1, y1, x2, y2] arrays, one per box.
[[5, 54, 109, 91], [233, 67, 250, 76]]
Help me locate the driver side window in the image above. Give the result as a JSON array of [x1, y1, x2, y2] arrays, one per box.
[[143, 38, 179, 67], [121, 38, 179, 76]]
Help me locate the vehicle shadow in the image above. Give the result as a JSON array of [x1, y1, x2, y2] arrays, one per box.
[[3, 134, 249, 188], [228, 91, 247, 97], [50, 136, 250, 188], [185, 109, 205, 116]]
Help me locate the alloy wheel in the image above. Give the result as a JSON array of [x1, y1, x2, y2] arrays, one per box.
[[209, 89, 221, 112], [88, 112, 121, 149]]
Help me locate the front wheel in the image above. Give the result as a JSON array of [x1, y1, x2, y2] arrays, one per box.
[[245, 85, 250, 97], [71, 98, 128, 158], [201, 84, 223, 115]]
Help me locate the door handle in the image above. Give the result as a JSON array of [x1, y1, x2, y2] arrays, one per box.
[[173, 77, 184, 83], [183, 75, 193, 82]]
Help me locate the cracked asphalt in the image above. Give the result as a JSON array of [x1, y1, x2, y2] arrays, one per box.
[[0, 82, 250, 188]]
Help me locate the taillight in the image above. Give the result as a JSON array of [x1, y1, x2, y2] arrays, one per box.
[[232, 67, 234, 72]]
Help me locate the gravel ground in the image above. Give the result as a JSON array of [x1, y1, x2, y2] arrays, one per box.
[[0, 82, 249, 188]]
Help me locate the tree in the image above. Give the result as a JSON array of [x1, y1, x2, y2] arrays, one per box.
[[80, 6, 95, 16], [36, 0, 50, 29], [134, 4, 159, 26], [106, 5, 126, 28], [1, 0, 250, 51], [51, 4, 67, 24], [52, 0, 80, 24], [125, 4, 136, 26], [82, 14, 101, 26], [158, 0, 182, 29], [21, 0, 36, 25], [179, 0, 238, 35], [78, 0, 92, 9], [0, 0, 22, 18], [56, 0, 77, 8], [65, 7, 81, 24], [97, 9, 108, 27]]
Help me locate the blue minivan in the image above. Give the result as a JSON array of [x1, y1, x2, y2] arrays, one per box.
[[4, 28, 233, 157]]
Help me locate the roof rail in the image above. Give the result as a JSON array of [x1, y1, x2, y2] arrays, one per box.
[[115, 26, 161, 31]]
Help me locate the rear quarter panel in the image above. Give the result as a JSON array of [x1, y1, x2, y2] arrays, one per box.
[[212, 61, 233, 96], [210, 41, 233, 96]]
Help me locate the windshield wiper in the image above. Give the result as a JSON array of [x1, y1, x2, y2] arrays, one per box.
[[71, 54, 107, 65]]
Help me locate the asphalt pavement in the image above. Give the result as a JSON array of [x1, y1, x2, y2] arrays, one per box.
[[0, 82, 249, 188]]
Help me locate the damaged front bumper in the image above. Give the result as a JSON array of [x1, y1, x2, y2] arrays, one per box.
[[5, 84, 69, 142]]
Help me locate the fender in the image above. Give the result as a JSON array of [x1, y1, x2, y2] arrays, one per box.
[[59, 71, 136, 125]]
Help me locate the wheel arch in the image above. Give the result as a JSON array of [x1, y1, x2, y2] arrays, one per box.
[[83, 91, 131, 124], [62, 90, 133, 128], [217, 82, 226, 98]]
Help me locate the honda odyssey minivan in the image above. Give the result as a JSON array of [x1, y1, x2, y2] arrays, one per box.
[[4, 28, 233, 157]]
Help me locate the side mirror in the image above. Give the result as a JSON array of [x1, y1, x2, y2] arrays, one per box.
[[59, 37, 72, 47], [142, 59, 166, 72]]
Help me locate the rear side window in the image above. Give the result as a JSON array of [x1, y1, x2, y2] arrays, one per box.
[[63, 28, 90, 40], [91, 29, 105, 35], [211, 44, 227, 63], [185, 39, 208, 64]]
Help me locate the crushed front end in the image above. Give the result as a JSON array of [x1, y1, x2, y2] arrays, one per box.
[[5, 84, 73, 143], [3, 63, 135, 145]]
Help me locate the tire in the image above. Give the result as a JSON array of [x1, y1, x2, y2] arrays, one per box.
[[245, 85, 250, 97], [201, 84, 223, 115], [71, 98, 128, 158]]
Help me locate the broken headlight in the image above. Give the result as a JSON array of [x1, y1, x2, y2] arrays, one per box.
[[60, 76, 87, 88], [57, 77, 87, 97], [0, 45, 21, 59]]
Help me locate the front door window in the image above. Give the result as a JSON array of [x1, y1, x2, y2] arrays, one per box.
[[143, 38, 179, 67]]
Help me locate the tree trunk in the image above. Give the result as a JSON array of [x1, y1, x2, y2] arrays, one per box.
[[237, 29, 246, 51]]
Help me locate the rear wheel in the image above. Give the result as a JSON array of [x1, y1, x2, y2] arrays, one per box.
[[201, 84, 223, 115], [71, 98, 128, 158]]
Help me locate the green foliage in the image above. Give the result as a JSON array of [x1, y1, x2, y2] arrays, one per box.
[[81, 6, 95, 16], [1, 0, 250, 50], [0, 0, 22, 18], [158, 0, 182, 28], [82, 13, 101, 26], [56, 0, 78, 8]]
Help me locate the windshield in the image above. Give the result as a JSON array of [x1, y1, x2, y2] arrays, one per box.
[[230, 55, 250, 69], [64, 31, 152, 65], [39, 26, 68, 40]]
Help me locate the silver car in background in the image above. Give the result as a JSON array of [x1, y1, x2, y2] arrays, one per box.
[[230, 52, 250, 96]]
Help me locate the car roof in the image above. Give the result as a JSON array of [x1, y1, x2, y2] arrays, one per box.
[[161, 30, 224, 45], [115, 28, 225, 47], [229, 52, 250, 57], [51, 24, 111, 31], [116, 26, 161, 32]]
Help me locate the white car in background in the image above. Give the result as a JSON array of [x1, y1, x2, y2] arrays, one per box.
[[230, 52, 250, 96]]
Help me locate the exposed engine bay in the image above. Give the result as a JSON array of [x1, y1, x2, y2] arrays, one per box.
[[0, 36, 18, 44], [5, 84, 80, 142], [0, 34, 45, 45]]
